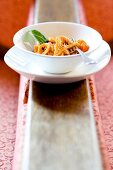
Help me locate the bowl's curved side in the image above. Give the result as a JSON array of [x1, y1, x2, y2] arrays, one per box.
[[25, 50, 82, 74]]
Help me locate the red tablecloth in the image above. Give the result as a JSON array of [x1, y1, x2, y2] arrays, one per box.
[[0, 1, 112, 170], [0, 61, 19, 170]]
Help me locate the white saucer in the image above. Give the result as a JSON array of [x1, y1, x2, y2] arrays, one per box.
[[4, 40, 111, 84]]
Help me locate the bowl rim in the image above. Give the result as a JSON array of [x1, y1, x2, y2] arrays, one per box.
[[13, 21, 103, 58]]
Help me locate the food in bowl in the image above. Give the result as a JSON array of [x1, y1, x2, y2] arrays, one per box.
[[25, 30, 89, 56], [13, 22, 102, 74]]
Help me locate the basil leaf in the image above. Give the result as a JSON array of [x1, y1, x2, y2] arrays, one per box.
[[30, 30, 48, 44]]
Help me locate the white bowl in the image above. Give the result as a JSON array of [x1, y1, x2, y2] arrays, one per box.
[[13, 22, 103, 74]]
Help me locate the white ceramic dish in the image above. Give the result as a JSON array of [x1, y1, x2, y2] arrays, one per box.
[[4, 40, 111, 84], [13, 22, 103, 74]]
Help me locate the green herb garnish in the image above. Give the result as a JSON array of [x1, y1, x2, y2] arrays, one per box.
[[30, 30, 48, 44]]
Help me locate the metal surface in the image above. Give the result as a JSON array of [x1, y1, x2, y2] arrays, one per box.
[[35, 0, 80, 23], [22, 0, 103, 170]]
